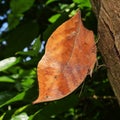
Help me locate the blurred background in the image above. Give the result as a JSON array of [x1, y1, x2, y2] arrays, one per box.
[[0, 0, 120, 120]]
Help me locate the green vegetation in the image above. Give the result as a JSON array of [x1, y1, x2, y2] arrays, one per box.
[[0, 0, 120, 119]]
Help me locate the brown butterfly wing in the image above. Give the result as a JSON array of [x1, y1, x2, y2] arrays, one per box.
[[33, 11, 96, 104]]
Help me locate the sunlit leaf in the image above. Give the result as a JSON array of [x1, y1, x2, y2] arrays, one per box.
[[0, 76, 15, 83], [11, 112, 29, 120], [48, 14, 61, 23], [73, 0, 91, 8], [0, 57, 20, 71]]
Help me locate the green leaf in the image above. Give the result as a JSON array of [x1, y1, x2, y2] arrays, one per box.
[[0, 57, 20, 71], [8, 13, 23, 30], [0, 92, 25, 108], [0, 84, 37, 108], [43, 12, 69, 41], [0, 113, 5, 120], [11, 112, 29, 120], [45, 0, 57, 5], [21, 78, 34, 91], [14, 105, 29, 115], [48, 14, 61, 23], [8, 0, 35, 29], [73, 0, 91, 8], [0, 76, 15, 83], [10, 0, 35, 14], [16, 51, 37, 57], [7, 105, 29, 120]]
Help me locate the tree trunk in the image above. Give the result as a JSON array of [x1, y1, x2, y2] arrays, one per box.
[[91, 0, 120, 105]]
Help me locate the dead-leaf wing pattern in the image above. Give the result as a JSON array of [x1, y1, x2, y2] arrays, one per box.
[[33, 11, 96, 103]]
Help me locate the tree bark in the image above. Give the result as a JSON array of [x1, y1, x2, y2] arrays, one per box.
[[91, 0, 120, 105]]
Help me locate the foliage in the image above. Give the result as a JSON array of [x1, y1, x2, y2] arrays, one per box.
[[0, 0, 120, 120]]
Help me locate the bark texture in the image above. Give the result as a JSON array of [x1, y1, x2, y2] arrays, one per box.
[[91, 0, 120, 105]]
